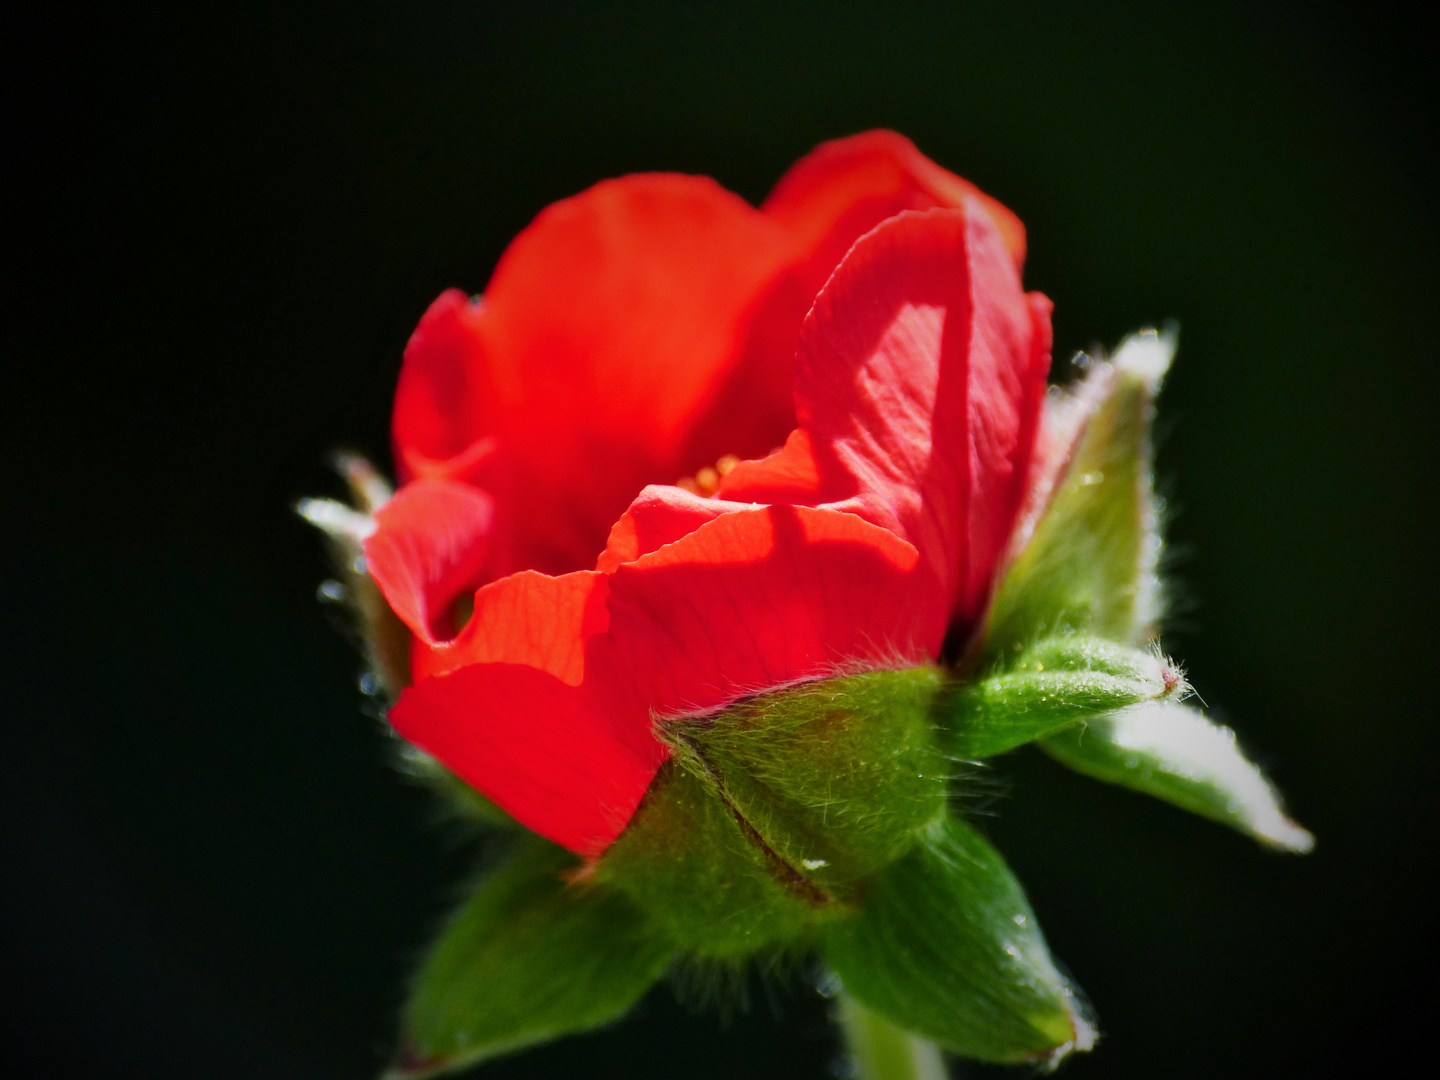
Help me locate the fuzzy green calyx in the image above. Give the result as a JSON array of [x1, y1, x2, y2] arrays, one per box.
[[985, 330, 1172, 659], [947, 636, 1188, 759], [595, 760, 835, 958], [389, 836, 674, 1079], [297, 452, 411, 699], [979, 330, 1312, 852], [597, 667, 949, 958], [824, 813, 1094, 1064]]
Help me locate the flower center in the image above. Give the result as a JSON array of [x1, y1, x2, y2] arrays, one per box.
[[675, 453, 741, 498]]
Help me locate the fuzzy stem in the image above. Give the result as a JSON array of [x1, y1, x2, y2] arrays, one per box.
[[837, 993, 947, 1080]]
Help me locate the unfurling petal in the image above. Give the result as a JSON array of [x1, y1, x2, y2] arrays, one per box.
[[721, 205, 1050, 629], [392, 291, 492, 480], [363, 479, 494, 645], [393, 175, 799, 574], [411, 569, 611, 683], [602, 505, 934, 719], [681, 132, 1028, 480], [763, 130, 1027, 285], [391, 506, 932, 855], [391, 663, 663, 857], [595, 484, 746, 573]]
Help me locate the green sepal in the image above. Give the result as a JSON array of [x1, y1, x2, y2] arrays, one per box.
[[297, 452, 411, 699], [597, 761, 839, 959], [389, 836, 675, 1078], [984, 330, 1173, 659], [1042, 702, 1314, 852], [667, 668, 949, 895], [823, 814, 1094, 1065], [946, 636, 1186, 759], [597, 668, 949, 958]]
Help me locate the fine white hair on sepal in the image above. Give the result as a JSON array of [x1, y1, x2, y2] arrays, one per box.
[[648, 644, 934, 728], [1110, 325, 1177, 393], [1038, 993, 1099, 1072], [331, 450, 394, 513], [296, 496, 377, 542]]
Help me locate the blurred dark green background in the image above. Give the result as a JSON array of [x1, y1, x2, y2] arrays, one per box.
[[6, 2, 1436, 1077]]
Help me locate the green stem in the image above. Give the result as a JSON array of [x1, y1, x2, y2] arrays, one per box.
[[837, 993, 947, 1080]]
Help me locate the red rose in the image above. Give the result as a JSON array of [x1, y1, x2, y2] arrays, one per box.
[[363, 132, 1051, 855]]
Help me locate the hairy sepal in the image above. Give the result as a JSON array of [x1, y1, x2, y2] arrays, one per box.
[[823, 814, 1094, 1065], [597, 668, 949, 957], [389, 836, 674, 1079], [977, 333, 1312, 849], [1042, 701, 1314, 852], [296, 452, 412, 698], [947, 636, 1187, 759], [596, 761, 838, 958], [983, 330, 1172, 660]]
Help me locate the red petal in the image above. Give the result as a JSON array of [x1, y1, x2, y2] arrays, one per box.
[[447, 175, 797, 573], [763, 130, 1027, 281], [391, 290, 489, 481], [720, 205, 1050, 625], [952, 268, 1052, 619], [390, 505, 936, 856], [595, 484, 751, 573], [715, 426, 827, 505], [678, 134, 1027, 476], [411, 568, 610, 683], [363, 479, 494, 645], [390, 663, 663, 857], [602, 505, 939, 719], [390, 568, 652, 855], [400, 435, 501, 490]]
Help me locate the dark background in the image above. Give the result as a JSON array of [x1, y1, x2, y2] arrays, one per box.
[[6, 2, 1437, 1077]]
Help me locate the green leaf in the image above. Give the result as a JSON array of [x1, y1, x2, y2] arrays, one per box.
[[1042, 701, 1314, 852], [947, 636, 1187, 758], [823, 815, 1094, 1065], [390, 837, 675, 1078], [984, 330, 1173, 658]]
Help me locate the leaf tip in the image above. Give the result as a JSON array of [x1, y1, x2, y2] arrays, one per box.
[[1110, 326, 1175, 393], [1028, 981, 1098, 1070], [381, 1041, 447, 1080], [1257, 814, 1316, 855]]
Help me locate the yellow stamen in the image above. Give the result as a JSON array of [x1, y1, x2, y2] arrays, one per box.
[[694, 466, 720, 494], [676, 453, 742, 498]]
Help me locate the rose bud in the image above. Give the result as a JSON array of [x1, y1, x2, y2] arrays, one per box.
[[300, 135, 1308, 1079]]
